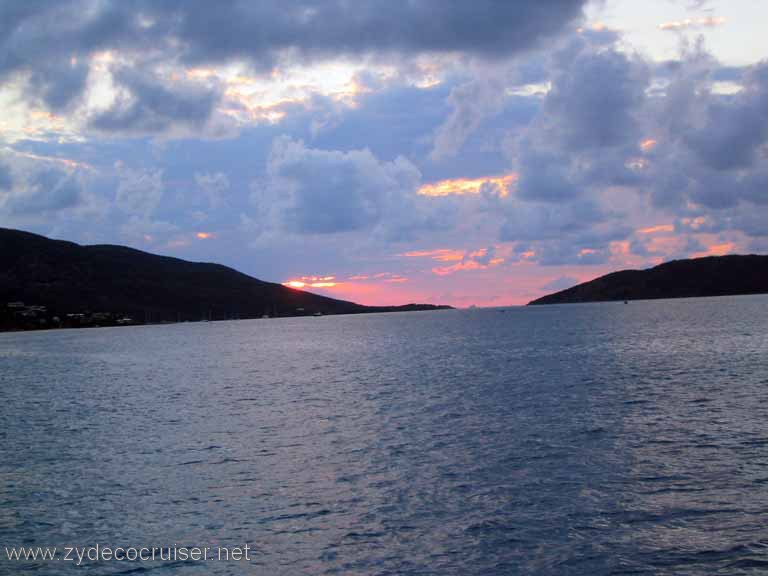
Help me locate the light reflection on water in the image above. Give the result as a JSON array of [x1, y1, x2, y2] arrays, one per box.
[[1, 295, 768, 575]]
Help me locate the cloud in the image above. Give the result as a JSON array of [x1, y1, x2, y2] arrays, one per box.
[[147, 1, 587, 63], [0, 162, 12, 190], [500, 199, 605, 242], [115, 167, 164, 218], [543, 40, 648, 150], [402, 249, 464, 261], [429, 56, 551, 161], [88, 67, 220, 136], [4, 168, 83, 215], [418, 174, 516, 197], [515, 147, 580, 202], [659, 17, 726, 32], [431, 246, 504, 275], [194, 172, 229, 209], [431, 75, 509, 160], [26, 56, 90, 112], [681, 66, 768, 171], [504, 32, 648, 204], [257, 136, 421, 235], [2, 0, 588, 127], [475, 31, 768, 267], [643, 52, 768, 211], [0, 150, 95, 224]]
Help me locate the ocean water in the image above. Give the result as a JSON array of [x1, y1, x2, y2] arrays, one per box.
[[2, 295, 768, 575]]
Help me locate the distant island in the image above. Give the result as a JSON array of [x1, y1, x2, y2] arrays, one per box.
[[529, 255, 768, 305], [0, 228, 451, 331]]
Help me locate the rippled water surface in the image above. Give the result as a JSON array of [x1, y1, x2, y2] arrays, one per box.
[[2, 295, 768, 575]]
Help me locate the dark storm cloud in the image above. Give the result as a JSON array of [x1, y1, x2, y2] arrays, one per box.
[[146, 0, 588, 64], [2, 0, 587, 116]]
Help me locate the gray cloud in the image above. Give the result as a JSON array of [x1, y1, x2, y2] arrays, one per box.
[[515, 146, 580, 202], [682, 65, 768, 171], [5, 168, 82, 215], [258, 137, 422, 235], [152, 1, 588, 64], [115, 168, 164, 218], [645, 55, 768, 211], [194, 172, 230, 209], [3, 0, 587, 124], [88, 68, 220, 135], [0, 162, 12, 190], [27, 57, 90, 111], [488, 31, 768, 260], [431, 75, 508, 161], [544, 40, 648, 150], [506, 32, 648, 205], [500, 199, 606, 243]]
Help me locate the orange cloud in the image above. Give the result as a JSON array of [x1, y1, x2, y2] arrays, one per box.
[[659, 17, 726, 31], [432, 249, 504, 276], [640, 138, 658, 152], [417, 173, 517, 197], [432, 260, 504, 276], [693, 242, 735, 258], [365, 272, 408, 283], [401, 249, 464, 261], [679, 216, 709, 231], [638, 224, 674, 234], [577, 22, 609, 33], [196, 232, 214, 239]]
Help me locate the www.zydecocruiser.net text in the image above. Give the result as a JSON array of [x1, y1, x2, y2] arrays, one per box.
[[4, 544, 252, 566]]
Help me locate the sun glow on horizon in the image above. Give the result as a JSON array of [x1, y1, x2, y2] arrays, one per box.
[[283, 275, 338, 289]]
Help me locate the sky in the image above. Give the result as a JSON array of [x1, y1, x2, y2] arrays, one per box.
[[1, 0, 767, 307]]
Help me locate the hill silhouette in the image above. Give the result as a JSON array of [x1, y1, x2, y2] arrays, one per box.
[[528, 255, 768, 305], [0, 228, 449, 326]]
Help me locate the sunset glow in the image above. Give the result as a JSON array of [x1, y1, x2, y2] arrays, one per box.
[[283, 276, 338, 289], [402, 249, 464, 262], [638, 224, 674, 234], [640, 139, 658, 152], [417, 174, 517, 197], [3, 0, 767, 308]]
